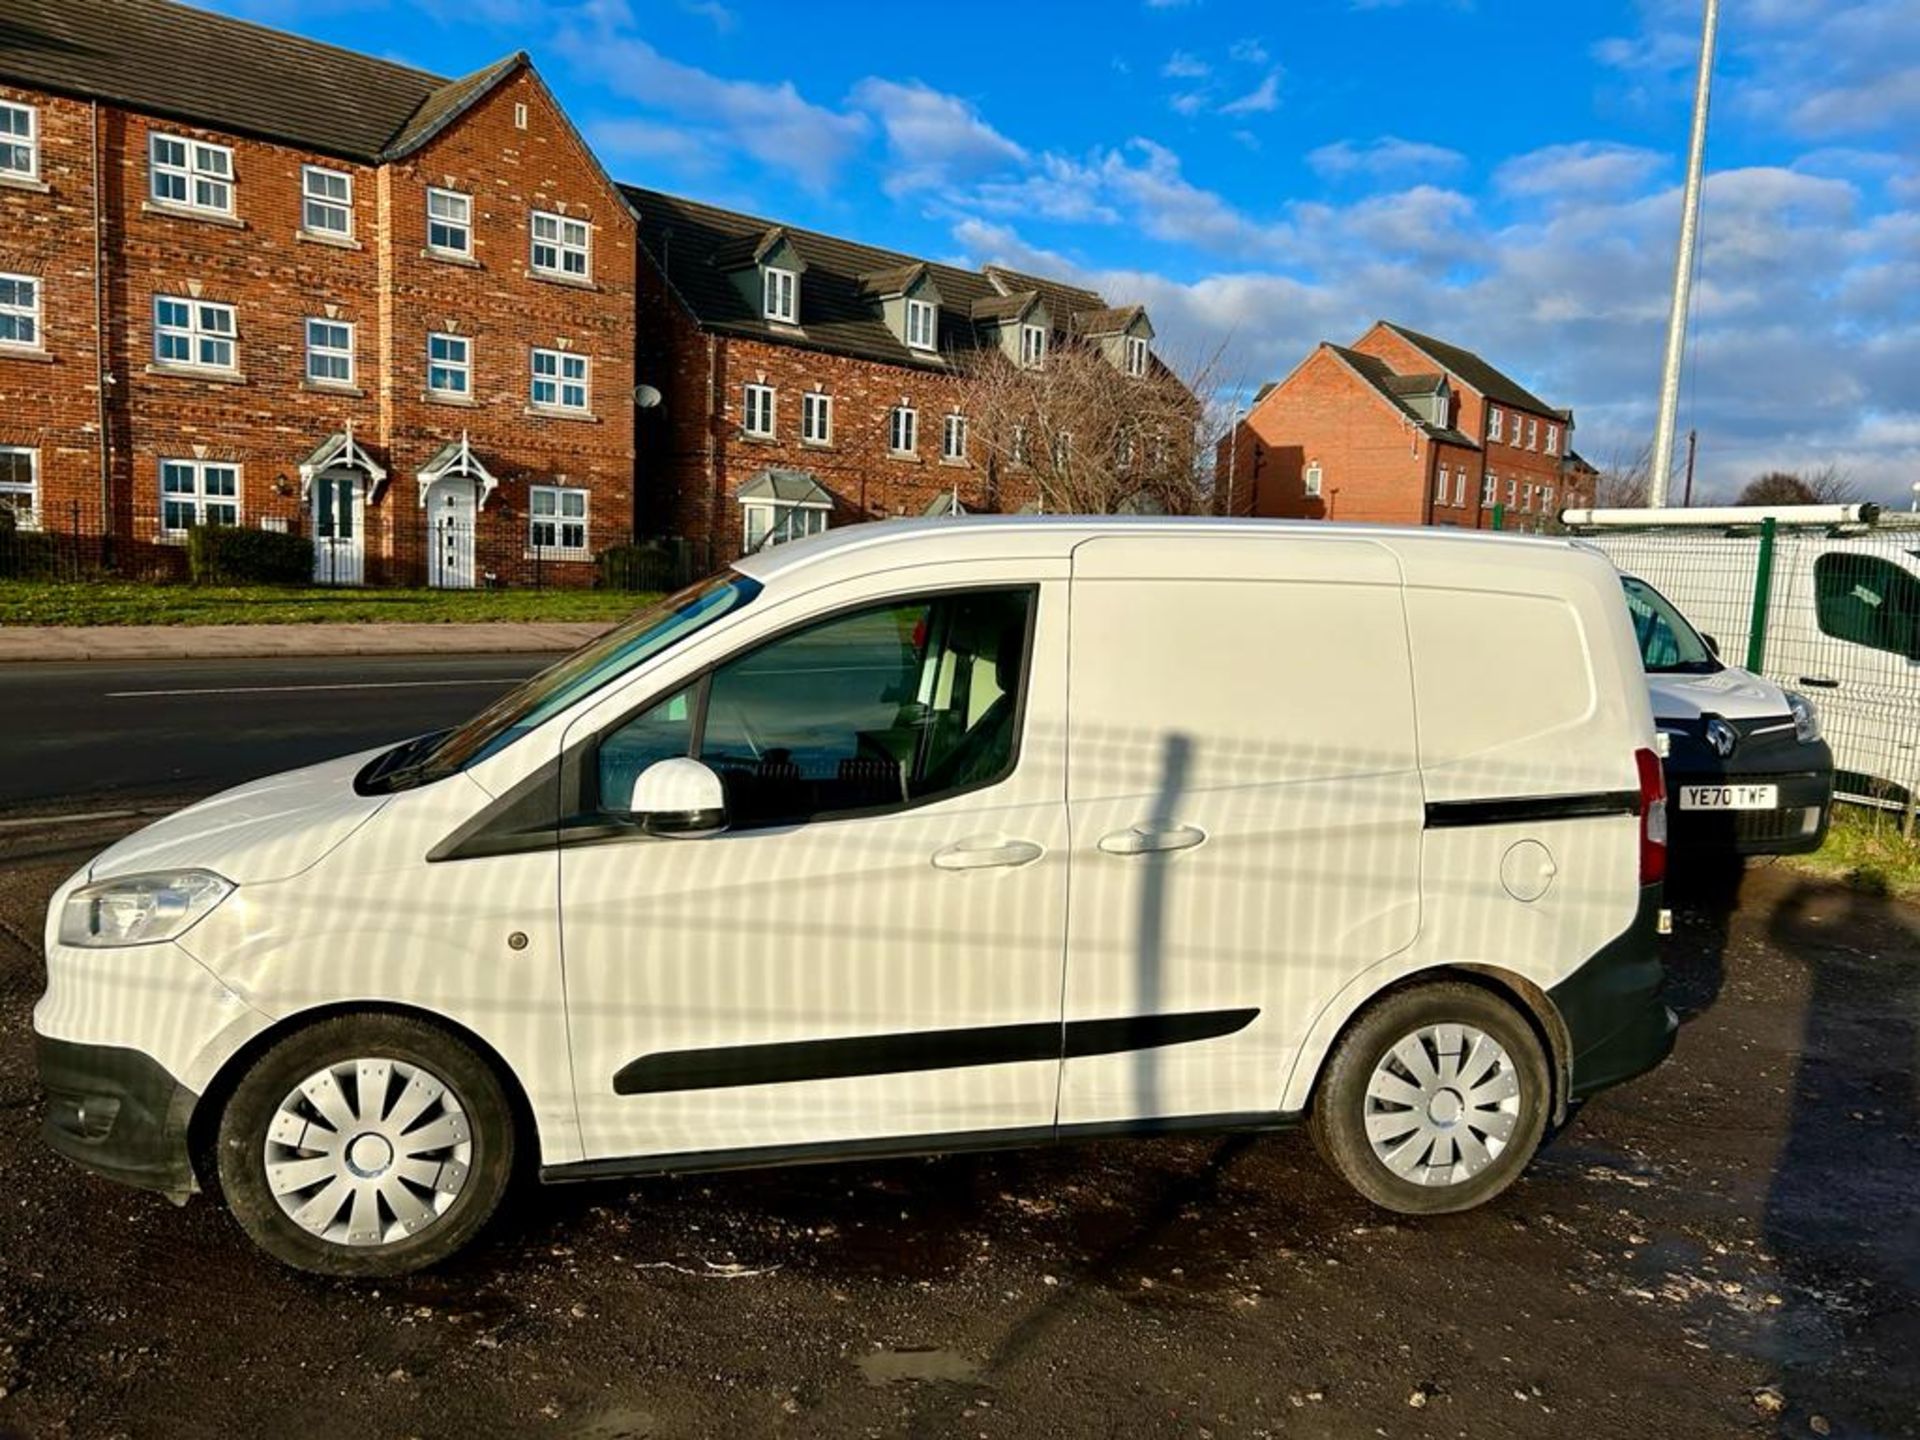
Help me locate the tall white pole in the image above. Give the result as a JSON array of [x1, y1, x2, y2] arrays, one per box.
[[1648, 0, 1719, 508]]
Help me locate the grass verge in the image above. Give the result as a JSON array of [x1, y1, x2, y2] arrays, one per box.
[[0, 582, 655, 627], [1781, 803, 1920, 900]]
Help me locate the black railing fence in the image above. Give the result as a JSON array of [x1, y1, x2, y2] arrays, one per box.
[[0, 500, 710, 594]]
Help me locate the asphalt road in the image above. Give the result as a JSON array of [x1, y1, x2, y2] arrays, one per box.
[[0, 811, 1913, 1439], [0, 653, 554, 810]]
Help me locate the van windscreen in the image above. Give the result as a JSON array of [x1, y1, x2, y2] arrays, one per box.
[[357, 571, 762, 793], [1620, 575, 1721, 674]]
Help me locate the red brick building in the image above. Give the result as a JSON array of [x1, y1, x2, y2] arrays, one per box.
[[0, 0, 637, 586], [1222, 321, 1591, 531], [624, 186, 1159, 565]]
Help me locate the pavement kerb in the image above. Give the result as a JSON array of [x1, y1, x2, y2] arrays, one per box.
[[0, 622, 614, 663]]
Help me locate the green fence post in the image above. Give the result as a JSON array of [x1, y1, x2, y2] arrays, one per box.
[[1491, 503, 1505, 531], [1744, 516, 1777, 673]]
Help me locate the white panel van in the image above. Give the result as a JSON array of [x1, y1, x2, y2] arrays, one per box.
[[35, 519, 1676, 1275]]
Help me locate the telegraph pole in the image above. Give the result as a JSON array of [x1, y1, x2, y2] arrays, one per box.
[[1647, 0, 1719, 508]]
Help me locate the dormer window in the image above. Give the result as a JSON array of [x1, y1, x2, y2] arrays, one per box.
[[906, 298, 937, 351], [1020, 323, 1047, 369], [763, 266, 798, 323], [1125, 335, 1149, 377]]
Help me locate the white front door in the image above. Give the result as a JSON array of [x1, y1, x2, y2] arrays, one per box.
[[557, 582, 1071, 1163], [311, 470, 364, 585], [425, 478, 476, 589]]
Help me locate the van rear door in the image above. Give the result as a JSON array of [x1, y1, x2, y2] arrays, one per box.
[[1057, 535, 1424, 1126]]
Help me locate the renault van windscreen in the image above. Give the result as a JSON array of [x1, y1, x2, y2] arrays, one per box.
[[1621, 575, 1721, 675], [357, 570, 762, 794]]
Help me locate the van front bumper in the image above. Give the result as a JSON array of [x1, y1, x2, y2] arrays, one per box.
[[34, 1034, 200, 1198], [1663, 728, 1835, 857], [1548, 884, 1677, 1101]]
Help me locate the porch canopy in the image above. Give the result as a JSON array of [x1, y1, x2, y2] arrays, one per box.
[[735, 467, 832, 510], [297, 424, 388, 500], [922, 488, 968, 518], [415, 432, 500, 509]]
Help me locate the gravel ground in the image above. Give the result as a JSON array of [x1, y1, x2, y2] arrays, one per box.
[[0, 808, 1914, 1440]]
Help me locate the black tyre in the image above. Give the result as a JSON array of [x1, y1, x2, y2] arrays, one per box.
[[215, 1013, 516, 1276], [1309, 981, 1550, 1215]]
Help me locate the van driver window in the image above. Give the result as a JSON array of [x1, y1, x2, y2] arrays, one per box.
[[597, 589, 1031, 827], [1814, 553, 1920, 659]]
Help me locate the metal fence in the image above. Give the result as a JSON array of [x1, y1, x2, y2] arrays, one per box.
[[0, 500, 708, 593], [1572, 513, 1920, 816]]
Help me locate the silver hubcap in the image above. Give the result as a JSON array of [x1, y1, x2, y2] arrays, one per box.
[[1365, 1023, 1522, 1187], [264, 1057, 473, 1248]]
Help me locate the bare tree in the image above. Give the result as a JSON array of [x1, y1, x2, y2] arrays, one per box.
[[1734, 465, 1857, 506], [951, 336, 1236, 516], [1586, 440, 1654, 508]]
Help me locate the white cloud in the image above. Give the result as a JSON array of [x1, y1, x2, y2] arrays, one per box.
[[550, 2, 868, 190], [1161, 50, 1210, 79], [1495, 141, 1667, 199], [679, 0, 736, 32], [848, 78, 1027, 195], [1308, 135, 1466, 180], [1230, 37, 1270, 64], [1219, 70, 1282, 115]]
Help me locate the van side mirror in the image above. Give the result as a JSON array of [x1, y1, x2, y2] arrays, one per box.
[[1701, 633, 1720, 656], [628, 758, 727, 837]]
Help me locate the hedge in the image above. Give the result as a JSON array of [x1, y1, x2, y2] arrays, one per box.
[[186, 525, 315, 584]]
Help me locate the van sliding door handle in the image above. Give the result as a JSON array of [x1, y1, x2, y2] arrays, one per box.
[[931, 839, 1044, 871], [1797, 675, 1840, 689], [1098, 824, 1207, 856]]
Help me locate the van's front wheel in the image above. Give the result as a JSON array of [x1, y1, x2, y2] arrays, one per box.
[[1310, 982, 1549, 1215], [215, 1014, 515, 1276]]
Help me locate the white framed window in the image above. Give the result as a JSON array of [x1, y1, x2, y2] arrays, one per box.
[[942, 412, 968, 462], [427, 188, 472, 256], [763, 265, 798, 323], [301, 165, 352, 238], [1434, 464, 1449, 504], [427, 332, 470, 397], [1488, 407, 1504, 444], [1453, 469, 1466, 506], [1542, 485, 1555, 513], [1052, 431, 1071, 468], [532, 348, 590, 411], [1019, 323, 1047, 369], [529, 484, 588, 554], [1010, 424, 1028, 467], [153, 294, 236, 371], [304, 318, 353, 386], [1507, 477, 1518, 507], [0, 446, 37, 527], [1117, 428, 1136, 470], [159, 458, 238, 533], [1545, 424, 1560, 456], [1304, 461, 1323, 498], [905, 298, 936, 351], [530, 210, 590, 280], [149, 133, 233, 215], [1125, 335, 1149, 377], [1482, 472, 1496, 506], [743, 499, 828, 551], [741, 381, 775, 437], [0, 273, 40, 349], [1527, 417, 1539, 450], [0, 102, 36, 180], [801, 390, 832, 445], [889, 403, 918, 455]]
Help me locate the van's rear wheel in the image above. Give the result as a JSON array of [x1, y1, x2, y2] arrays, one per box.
[[1310, 982, 1549, 1215], [215, 1014, 515, 1276]]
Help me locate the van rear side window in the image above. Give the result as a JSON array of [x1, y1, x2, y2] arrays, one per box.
[[1814, 553, 1920, 659]]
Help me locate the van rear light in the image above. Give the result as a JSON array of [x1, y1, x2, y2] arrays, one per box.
[[1635, 746, 1667, 886]]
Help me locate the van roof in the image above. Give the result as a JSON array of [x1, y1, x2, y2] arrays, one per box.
[[730, 514, 1583, 582]]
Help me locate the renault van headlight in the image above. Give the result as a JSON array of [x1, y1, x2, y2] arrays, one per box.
[[1784, 689, 1821, 744], [58, 870, 234, 948]]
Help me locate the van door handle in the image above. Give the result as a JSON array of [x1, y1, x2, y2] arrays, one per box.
[[931, 839, 1044, 871], [1098, 824, 1207, 856], [1798, 675, 1840, 689]]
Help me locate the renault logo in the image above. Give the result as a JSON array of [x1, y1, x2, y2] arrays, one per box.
[[1706, 717, 1738, 758]]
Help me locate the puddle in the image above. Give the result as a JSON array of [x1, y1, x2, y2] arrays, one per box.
[[857, 1346, 981, 1387]]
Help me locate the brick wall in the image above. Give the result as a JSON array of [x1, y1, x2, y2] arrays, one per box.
[[637, 252, 1037, 566], [0, 65, 635, 586]]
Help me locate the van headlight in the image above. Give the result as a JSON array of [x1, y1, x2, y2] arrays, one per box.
[[58, 870, 234, 948], [1784, 689, 1821, 744]]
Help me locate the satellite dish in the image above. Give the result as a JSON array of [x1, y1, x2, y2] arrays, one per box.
[[633, 384, 663, 409]]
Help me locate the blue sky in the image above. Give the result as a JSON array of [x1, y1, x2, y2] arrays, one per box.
[[208, 0, 1919, 503]]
